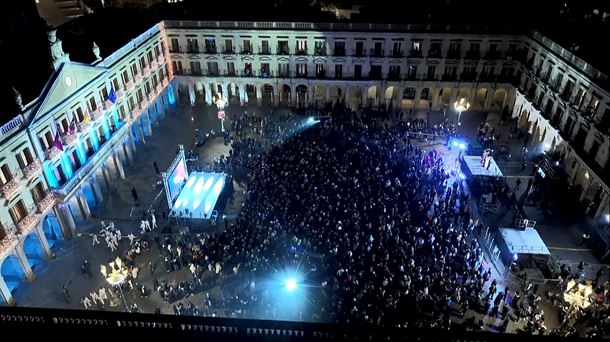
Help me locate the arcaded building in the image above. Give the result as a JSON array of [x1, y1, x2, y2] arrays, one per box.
[[0, 20, 608, 304]]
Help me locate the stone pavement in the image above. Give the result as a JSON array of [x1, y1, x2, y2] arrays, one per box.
[[7, 103, 605, 335]]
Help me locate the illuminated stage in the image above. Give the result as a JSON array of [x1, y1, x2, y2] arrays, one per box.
[[169, 172, 227, 220], [162, 145, 229, 224], [462, 156, 503, 178]]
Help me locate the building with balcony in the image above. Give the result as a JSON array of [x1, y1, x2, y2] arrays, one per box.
[[0, 22, 174, 305], [0, 19, 608, 305]]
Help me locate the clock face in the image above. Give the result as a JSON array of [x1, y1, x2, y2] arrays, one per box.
[[65, 76, 72, 87]]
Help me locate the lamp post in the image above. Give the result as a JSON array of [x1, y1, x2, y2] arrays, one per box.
[[214, 93, 226, 132], [100, 257, 130, 312], [453, 97, 471, 133]]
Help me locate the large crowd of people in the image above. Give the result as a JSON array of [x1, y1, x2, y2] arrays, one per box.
[[66, 103, 608, 337]]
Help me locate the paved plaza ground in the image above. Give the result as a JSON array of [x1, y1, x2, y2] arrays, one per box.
[[5, 101, 608, 335]]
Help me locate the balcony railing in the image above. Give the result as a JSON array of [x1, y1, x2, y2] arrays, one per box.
[[333, 49, 346, 56], [446, 50, 461, 59], [125, 80, 135, 92], [142, 66, 151, 76], [55, 121, 129, 198], [0, 115, 25, 144], [16, 209, 38, 235], [37, 192, 56, 214], [0, 178, 20, 200], [45, 146, 62, 161], [352, 50, 365, 57], [408, 50, 422, 58], [162, 77, 169, 87], [135, 73, 143, 84], [21, 159, 41, 180], [150, 60, 158, 70], [148, 92, 156, 103], [427, 50, 441, 58], [140, 99, 149, 110], [116, 89, 125, 100], [390, 51, 403, 58], [90, 106, 103, 122], [465, 51, 480, 59], [0, 234, 18, 259], [131, 107, 140, 120], [61, 132, 78, 147], [295, 50, 308, 56], [204, 47, 217, 54], [77, 120, 91, 133], [370, 49, 384, 57], [156, 83, 163, 95]]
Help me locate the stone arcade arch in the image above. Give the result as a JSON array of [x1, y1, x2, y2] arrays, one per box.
[[367, 85, 381, 107], [474, 88, 488, 111], [314, 85, 326, 105], [492, 88, 508, 112], [330, 86, 343, 104], [22, 233, 46, 270], [194, 81, 206, 105], [518, 109, 530, 130], [402, 87, 416, 109], [349, 86, 363, 109], [296, 84, 308, 107], [42, 213, 62, 249], [280, 84, 291, 105], [384, 86, 399, 109], [438, 87, 453, 107], [0, 254, 26, 295], [262, 84, 274, 105], [245, 84, 257, 104]]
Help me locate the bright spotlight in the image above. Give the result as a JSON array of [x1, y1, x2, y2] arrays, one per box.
[[452, 141, 459, 147], [458, 143, 466, 150], [285, 278, 297, 292]]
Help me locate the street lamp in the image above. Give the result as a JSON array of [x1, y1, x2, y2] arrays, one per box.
[[453, 97, 471, 133], [100, 257, 130, 312], [214, 93, 227, 132]]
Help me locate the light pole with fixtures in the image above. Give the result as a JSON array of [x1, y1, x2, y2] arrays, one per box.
[[453, 97, 471, 134], [214, 93, 227, 132], [100, 257, 130, 312]]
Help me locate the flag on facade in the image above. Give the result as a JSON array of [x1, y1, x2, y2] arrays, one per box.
[[68, 115, 77, 134], [53, 130, 64, 151], [83, 112, 90, 123], [108, 87, 117, 104]]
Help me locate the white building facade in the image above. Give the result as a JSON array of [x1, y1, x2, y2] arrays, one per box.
[[0, 20, 608, 305]]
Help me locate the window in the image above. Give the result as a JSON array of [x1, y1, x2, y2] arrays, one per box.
[[355, 41, 364, 56], [334, 64, 343, 79], [407, 65, 417, 79], [204, 38, 216, 53], [173, 61, 183, 75], [227, 62, 235, 76], [314, 41, 326, 55], [428, 43, 441, 58], [277, 40, 289, 54], [315, 64, 325, 78], [369, 65, 382, 79], [412, 42, 421, 51], [9, 200, 28, 225], [403, 87, 416, 100], [297, 63, 307, 77], [354, 64, 362, 79], [170, 38, 179, 52], [574, 88, 586, 108], [261, 40, 269, 54], [16, 148, 34, 169], [242, 39, 251, 53], [388, 65, 400, 79], [0, 164, 12, 185], [334, 41, 345, 56], [187, 38, 199, 53], [426, 65, 436, 79], [206, 62, 218, 76], [190, 61, 201, 75], [444, 66, 457, 77], [421, 88, 430, 100], [131, 63, 139, 78], [122, 70, 130, 85], [244, 63, 252, 76], [88, 96, 97, 112], [260, 63, 270, 78], [32, 181, 46, 203], [373, 42, 383, 57], [392, 42, 402, 57], [279, 63, 290, 77], [296, 40, 307, 54], [224, 39, 233, 53]]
